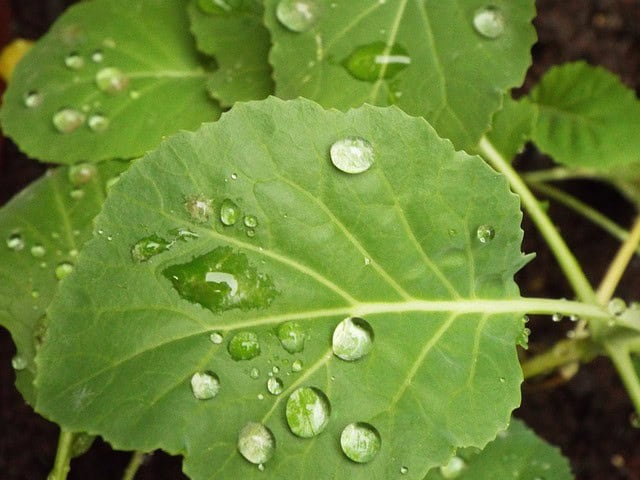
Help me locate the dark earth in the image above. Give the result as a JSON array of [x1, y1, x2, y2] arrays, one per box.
[[1, 0, 640, 478]]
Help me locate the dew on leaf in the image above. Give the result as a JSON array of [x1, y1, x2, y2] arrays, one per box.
[[340, 422, 381, 463], [228, 331, 261, 360], [184, 195, 213, 223], [551, 313, 563, 322], [608, 297, 626, 316], [246, 229, 256, 238], [70, 189, 84, 200], [30, 244, 46, 258], [286, 386, 331, 438], [169, 227, 199, 242], [131, 235, 170, 263], [64, 52, 84, 69], [243, 215, 258, 228], [237, 422, 275, 465], [250, 367, 260, 379], [68, 163, 97, 186], [342, 42, 410, 82], [277, 321, 306, 353], [476, 224, 495, 244], [276, 0, 320, 33], [190, 371, 220, 400], [330, 136, 374, 174], [271, 366, 280, 374], [220, 198, 240, 226], [6, 232, 25, 251], [291, 359, 303, 372], [91, 50, 104, 63], [332, 317, 374, 361], [95, 67, 129, 94], [209, 331, 224, 344], [439, 456, 467, 478], [88, 114, 110, 132], [198, 0, 233, 14], [53, 108, 85, 133], [205, 272, 239, 296], [11, 354, 27, 371], [23, 90, 43, 108], [473, 6, 506, 39], [55, 262, 74, 280], [400, 466, 408, 475], [266, 377, 284, 395]]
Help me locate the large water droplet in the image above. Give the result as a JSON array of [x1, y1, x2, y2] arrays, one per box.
[[30, 244, 46, 258], [68, 163, 97, 186], [266, 377, 284, 395], [6, 232, 25, 251], [439, 456, 467, 479], [286, 386, 331, 438], [198, 0, 233, 14], [340, 422, 381, 463], [476, 224, 495, 244], [237, 422, 275, 465], [330, 137, 374, 174], [473, 6, 505, 39], [53, 108, 85, 133], [220, 199, 240, 226], [95, 67, 129, 94], [184, 195, 213, 223], [11, 354, 27, 371], [55, 262, 74, 280], [88, 114, 110, 132], [343, 42, 410, 82], [23, 90, 43, 108], [190, 371, 220, 400], [332, 317, 374, 361], [608, 298, 626, 316], [228, 331, 261, 360], [64, 52, 84, 70], [131, 235, 170, 262], [277, 321, 306, 353], [276, 0, 320, 32]]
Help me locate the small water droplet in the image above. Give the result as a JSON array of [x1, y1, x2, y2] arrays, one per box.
[[439, 456, 467, 478], [68, 163, 97, 186], [64, 52, 84, 70], [88, 114, 110, 132], [6, 232, 25, 251], [220, 199, 240, 226], [91, 49, 104, 63], [340, 422, 381, 463], [473, 6, 506, 39], [95, 67, 129, 94], [332, 317, 374, 361], [184, 195, 213, 223], [190, 371, 220, 400], [30, 244, 46, 258], [237, 422, 275, 465], [476, 224, 495, 244], [258, 464, 265, 471], [552, 313, 563, 322], [517, 327, 530, 349], [70, 189, 84, 200], [569, 314, 580, 322], [330, 136, 374, 174], [291, 359, 303, 372], [228, 331, 260, 360], [608, 298, 626, 316], [343, 42, 410, 82], [250, 367, 260, 379], [276, 0, 320, 32], [272, 366, 280, 374], [277, 321, 306, 354], [55, 262, 74, 280], [286, 387, 331, 438], [243, 215, 258, 228], [11, 354, 27, 371], [364, 257, 371, 265], [53, 108, 86, 133], [266, 377, 284, 395], [23, 90, 43, 108], [197, 0, 233, 14], [400, 466, 408, 475], [31, 290, 40, 299], [131, 235, 170, 262], [499, 376, 505, 383], [209, 331, 223, 344]]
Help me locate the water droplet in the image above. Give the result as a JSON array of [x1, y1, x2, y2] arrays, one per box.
[[476, 224, 495, 244], [209, 331, 223, 344], [68, 163, 97, 186], [95, 67, 129, 94], [30, 244, 46, 258], [552, 313, 563, 322], [246, 229, 256, 238], [330, 136, 374, 174], [11, 354, 27, 371], [220, 199, 240, 226], [6, 232, 25, 251], [53, 108, 85, 133], [569, 314, 580, 322], [250, 367, 260, 379], [64, 52, 84, 70], [340, 422, 381, 463], [198, 0, 233, 14], [88, 114, 110, 132], [257, 393, 265, 400], [266, 377, 284, 395], [91, 50, 104, 63], [184, 195, 213, 223], [332, 317, 374, 361], [31, 290, 40, 299], [286, 387, 331, 438], [131, 235, 170, 262], [243, 215, 258, 228], [343, 42, 410, 82], [23, 90, 43, 108], [276, 0, 320, 32], [55, 262, 74, 280], [237, 422, 275, 465], [228, 331, 260, 360], [364, 257, 371, 266], [291, 359, 303, 372], [190, 371, 220, 400], [400, 466, 408, 475], [277, 321, 306, 354], [608, 298, 626, 316], [439, 456, 467, 478], [473, 6, 505, 39], [70, 189, 84, 200], [517, 327, 531, 349], [272, 366, 280, 374]]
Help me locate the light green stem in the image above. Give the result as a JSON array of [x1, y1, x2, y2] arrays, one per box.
[[521, 337, 599, 379], [522, 166, 600, 183], [48, 430, 75, 480], [122, 451, 148, 480], [607, 342, 640, 415]]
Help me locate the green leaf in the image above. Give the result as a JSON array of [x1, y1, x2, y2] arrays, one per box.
[[0, 0, 220, 164], [187, 0, 274, 106], [0, 160, 128, 404], [37, 97, 528, 479], [485, 95, 536, 161], [424, 418, 573, 479], [263, 0, 536, 151], [528, 61, 640, 169]]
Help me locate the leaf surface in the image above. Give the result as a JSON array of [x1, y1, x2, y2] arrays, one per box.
[[37, 98, 528, 479], [0, 0, 220, 164], [485, 95, 536, 161]]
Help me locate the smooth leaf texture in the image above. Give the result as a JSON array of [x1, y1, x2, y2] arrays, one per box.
[[264, 0, 536, 151], [37, 98, 528, 479], [187, 0, 273, 106], [528, 61, 640, 169], [0, 0, 220, 164], [0, 161, 128, 404], [485, 95, 536, 161], [424, 418, 573, 479]]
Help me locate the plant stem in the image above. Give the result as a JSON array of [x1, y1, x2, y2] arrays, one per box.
[[522, 166, 600, 183], [478, 137, 598, 305], [607, 342, 640, 415], [48, 430, 75, 480], [122, 451, 148, 480], [521, 337, 600, 379]]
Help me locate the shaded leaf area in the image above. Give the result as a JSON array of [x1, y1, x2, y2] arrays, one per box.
[[0, 160, 129, 404], [37, 98, 528, 479], [527, 61, 640, 169], [0, 0, 220, 164], [187, 0, 273, 106], [424, 418, 573, 480], [264, 0, 536, 151], [485, 95, 536, 161]]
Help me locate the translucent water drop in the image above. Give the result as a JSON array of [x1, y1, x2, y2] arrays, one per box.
[[250, 367, 260, 379], [170, 228, 199, 242], [276, 0, 320, 32], [64, 52, 84, 70], [291, 359, 303, 372], [340, 422, 381, 463], [267, 377, 283, 395], [11, 355, 27, 371], [400, 466, 408, 475], [184, 195, 213, 223], [131, 236, 170, 262], [330, 137, 374, 174], [23, 90, 43, 108], [343, 42, 410, 82], [569, 314, 580, 322], [439, 456, 466, 479], [608, 298, 626, 316], [228, 331, 260, 360], [551, 313, 563, 322], [517, 327, 531, 349], [332, 317, 374, 361], [476, 224, 495, 244], [55, 262, 74, 280], [473, 6, 505, 39], [88, 114, 109, 132], [272, 366, 280, 374], [190, 371, 220, 400], [53, 108, 85, 133], [286, 387, 331, 438], [209, 331, 223, 345], [246, 229, 256, 238], [68, 163, 97, 186], [91, 50, 104, 63], [30, 245, 46, 258], [95, 67, 129, 94], [220, 199, 240, 226], [243, 215, 258, 228], [237, 422, 275, 465], [6, 232, 25, 251], [277, 321, 306, 353], [198, 0, 233, 14]]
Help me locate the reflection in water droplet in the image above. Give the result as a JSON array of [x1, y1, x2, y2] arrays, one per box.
[[276, 0, 320, 32], [473, 6, 505, 39], [184, 195, 213, 223], [277, 322, 306, 353], [343, 42, 410, 82], [30, 245, 46, 258], [439, 456, 467, 479], [209, 331, 223, 344], [198, 0, 233, 14], [237, 422, 275, 465], [332, 317, 374, 361], [608, 298, 626, 316], [190, 371, 220, 400], [23, 91, 43, 108], [91, 50, 104, 63], [64, 52, 84, 69], [7, 233, 25, 251], [286, 387, 331, 438], [476, 224, 495, 244], [340, 422, 381, 463], [88, 114, 110, 132], [220, 199, 240, 226], [131, 236, 170, 262], [291, 359, 303, 372], [68, 163, 97, 186], [228, 331, 260, 360], [11, 355, 27, 371], [267, 377, 283, 395], [53, 108, 86, 133], [243, 215, 258, 228], [95, 67, 129, 94], [330, 137, 374, 174], [55, 262, 74, 280]]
